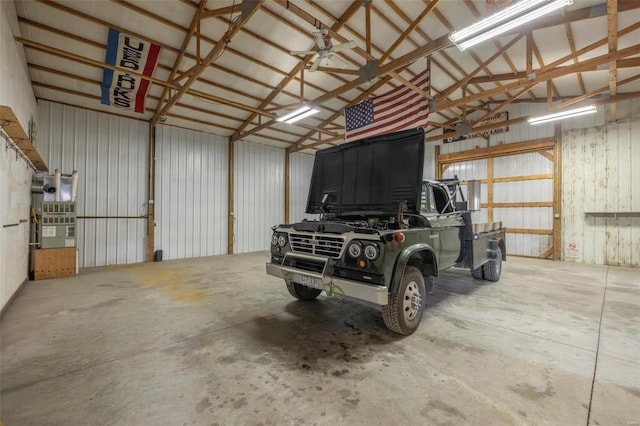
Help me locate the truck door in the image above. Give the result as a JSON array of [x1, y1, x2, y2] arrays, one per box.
[[420, 182, 441, 255], [431, 184, 463, 268]]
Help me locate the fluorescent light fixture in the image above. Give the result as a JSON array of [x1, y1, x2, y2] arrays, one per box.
[[275, 105, 320, 124], [528, 105, 596, 125], [450, 0, 573, 51]]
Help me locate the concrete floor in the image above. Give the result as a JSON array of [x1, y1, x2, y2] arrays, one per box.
[[1, 253, 638, 426]]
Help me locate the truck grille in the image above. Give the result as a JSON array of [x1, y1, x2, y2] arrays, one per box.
[[289, 233, 345, 258]]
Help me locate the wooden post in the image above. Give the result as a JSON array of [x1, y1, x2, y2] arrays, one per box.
[[553, 123, 563, 261], [146, 123, 156, 262], [435, 145, 441, 179], [227, 140, 235, 254], [487, 157, 494, 222], [285, 152, 290, 224]]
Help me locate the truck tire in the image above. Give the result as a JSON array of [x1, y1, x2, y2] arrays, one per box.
[[382, 266, 425, 335], [482, 248, 502, 282], [471, 267, 484, 280], [286, 281, 322, 301]]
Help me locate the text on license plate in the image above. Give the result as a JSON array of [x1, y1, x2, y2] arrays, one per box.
[[300, 275, 321, 289]]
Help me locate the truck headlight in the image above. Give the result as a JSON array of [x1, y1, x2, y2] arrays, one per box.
[[348, 242, 362, 258], [278, 235, 287, 246], [271, 234, 278, 246], [364, 244, 379, 260]]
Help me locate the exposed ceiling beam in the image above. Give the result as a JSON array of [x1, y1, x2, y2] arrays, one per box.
[[379, 0, 440, 63], [467, 58, 640, 85], [555, 69, 640, 109], [16, 37, 274, 117], [438, 43, 640, 112], [152, 0, 209, 119], [153, 0, 264, 124], [199, 3, 242, 19], [229, 0, 361, 142], [608, 0, 618, 121], [564, 23, 587, 95]]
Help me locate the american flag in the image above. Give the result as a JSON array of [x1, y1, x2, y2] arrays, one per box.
[[344, 69, 430, 142]]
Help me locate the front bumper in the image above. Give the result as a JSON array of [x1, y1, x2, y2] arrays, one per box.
[[266, 261, 389, 306]]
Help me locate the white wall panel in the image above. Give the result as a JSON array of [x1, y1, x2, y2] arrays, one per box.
[[234, 141, 284, 253], [289, 152, 316, 222], [0, 0, 38, 311], [0, 132, 32, 310], [494, 152, 553, 177], [443, 159, 488, 181], [155, 125, 228, 260], [38, 101, 148, 268], [562, 117, 640, 267]]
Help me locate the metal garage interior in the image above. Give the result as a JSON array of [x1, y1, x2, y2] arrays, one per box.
[[1, 0, 638, 424]]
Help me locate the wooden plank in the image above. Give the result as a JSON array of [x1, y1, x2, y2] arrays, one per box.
[[553, 123, 562, 261], [487, 157, 493, 222], [146, 124, 156, 262], [437, 138, 556, 163], [34, 248, 76, 280], [538, 150, 554, 162], [608, 0, 618, 122], [228, 140, 235, 254], [508, 228, 553, 235], [538, 247, 554, 259], [492, 202, 554, 208], [493, 173, 553, 183], [0, 105, 48, 172]]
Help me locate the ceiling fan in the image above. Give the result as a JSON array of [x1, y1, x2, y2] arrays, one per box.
[[290, 29, 356, 72]]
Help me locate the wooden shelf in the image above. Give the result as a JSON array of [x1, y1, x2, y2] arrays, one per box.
[[585, 212, 640, 218], [0, 105, 48, 172]]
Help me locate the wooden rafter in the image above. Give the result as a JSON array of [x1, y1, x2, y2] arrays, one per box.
[[608, 0, 618, 121], [379, 0, 440, 63], [152, 0, 209, 118], [228, 0, 361, 142], [556, 72, 640, 109], [152, 1, 264, 124], [563, 23, 587, 95], [463, 0, 536, 101], [437, 43, 640, 112]]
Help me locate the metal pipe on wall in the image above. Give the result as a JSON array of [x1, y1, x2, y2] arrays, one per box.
[[54, 169, 61, 202], [70, 170, 78, 202]]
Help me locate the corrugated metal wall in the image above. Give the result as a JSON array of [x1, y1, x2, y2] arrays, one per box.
[[289, 152, 316, 222], [435, 103, 556, 257], [38, 100, 148, 267], [562, 117, 640, 266], [493, 153, 554, 257], [155, 125, 228, 260], [234, 141, 285, 253]]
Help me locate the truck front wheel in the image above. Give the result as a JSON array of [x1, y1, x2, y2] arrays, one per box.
[[482, 247, 502, 282], [286, 281, 322, 301], [382, 266, 425, 335]]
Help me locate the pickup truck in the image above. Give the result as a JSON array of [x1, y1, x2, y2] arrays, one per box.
[[266, 128, 506, 335]]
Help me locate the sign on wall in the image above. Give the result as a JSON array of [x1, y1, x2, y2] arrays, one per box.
[[444, 111, 509, 143], [101, 28, 160, 113]]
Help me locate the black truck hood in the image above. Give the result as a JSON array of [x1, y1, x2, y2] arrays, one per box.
[[306, 128, 425, 215]]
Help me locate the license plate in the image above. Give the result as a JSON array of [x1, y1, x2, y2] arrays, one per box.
[[300, 275, 321, 289]]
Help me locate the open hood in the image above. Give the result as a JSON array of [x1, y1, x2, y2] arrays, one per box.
[[306, 128, 425, 215]]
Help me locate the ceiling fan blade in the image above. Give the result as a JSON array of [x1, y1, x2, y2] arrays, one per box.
[[309, 57, 322, 72], [328, 54, 349, 68], [313, 30, 328, 49], [330, 40, 356, 52], [290, 50, 318, 56]]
